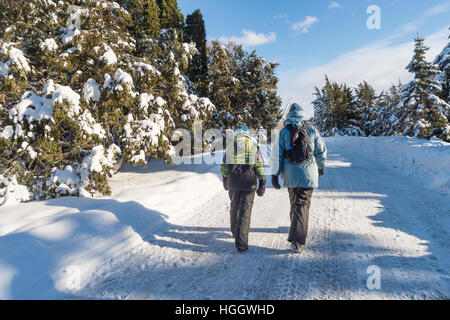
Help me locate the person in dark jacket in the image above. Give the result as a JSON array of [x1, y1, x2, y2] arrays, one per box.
[[221, 124, 266, 253], [271, 104, 327, 253]]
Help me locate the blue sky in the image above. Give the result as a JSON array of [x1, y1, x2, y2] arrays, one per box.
[[178, 0, 450, 117]]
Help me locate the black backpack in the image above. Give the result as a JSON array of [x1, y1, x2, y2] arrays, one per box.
[[285, 123, 311, 164]]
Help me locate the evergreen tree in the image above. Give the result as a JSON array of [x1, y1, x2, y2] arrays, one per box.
[[312, 37, 450, 142], [207, 41, 281, 131], [373, 82, 403, 136], [235, 50, 281, 129], [184, 9, 208, 96], [0, 0, 215, 201], [207, 41, 239, 129], [118, 0, 160, 53], [355, 81, 377, 135], [430, 30, 450, 141], [434, 29, 450, 103], [399, 35, 448, 140], [0, 0, 287, 203], [157, 0, 185, 33], [406, 36, 437, 98], [313, 76, 363, 136], [118, 0, 145, 39], [313, 76, 334, 135], [143, 0, 161, 39]]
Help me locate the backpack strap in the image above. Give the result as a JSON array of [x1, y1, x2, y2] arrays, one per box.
[[302, 122, 311, 131], [286, 124, 299, 151]]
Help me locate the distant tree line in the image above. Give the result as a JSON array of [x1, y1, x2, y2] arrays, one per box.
[[313, 33, 450, 142]]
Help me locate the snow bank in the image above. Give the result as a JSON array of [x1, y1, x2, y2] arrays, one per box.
[[326, 136, 450, 193], [0, 196, 152, 299], [0, 155, 223, 298]]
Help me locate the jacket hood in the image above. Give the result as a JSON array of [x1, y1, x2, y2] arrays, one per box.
[[285, 103, 306, 126]]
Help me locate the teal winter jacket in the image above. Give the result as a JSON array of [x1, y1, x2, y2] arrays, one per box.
[[271, 104, 327, 189]]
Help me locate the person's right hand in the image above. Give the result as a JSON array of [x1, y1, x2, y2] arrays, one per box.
[[271, 175, 281, 190], [257, 180, 266, 197], [319, 168, 325, 176]]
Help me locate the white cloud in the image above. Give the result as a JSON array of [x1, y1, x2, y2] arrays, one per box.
[[273, 13, 288, 20], [217, 29, 276, 47], [389, 1, 450, 40], [278, 27, 449, 118], [292, 16, 319, 34], [328, 1, 342, 10], [424, 1, 450, 17]]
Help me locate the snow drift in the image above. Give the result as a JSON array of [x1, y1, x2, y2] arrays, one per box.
[[326, 136, 450, 193]]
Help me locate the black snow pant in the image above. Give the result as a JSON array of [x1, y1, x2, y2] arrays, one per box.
[[288, 188, 314, 245], [229, 190, 256, 251]]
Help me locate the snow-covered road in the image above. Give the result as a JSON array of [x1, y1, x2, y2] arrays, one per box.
[[1, 137, 449, 299], [82, 138, 450, 300]]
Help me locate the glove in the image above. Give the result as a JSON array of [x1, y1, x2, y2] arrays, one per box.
[[319, 168, 325, 176], [257, 180, 266, 197], [223, 177, 229, 191], [271, 175, 281, 190]]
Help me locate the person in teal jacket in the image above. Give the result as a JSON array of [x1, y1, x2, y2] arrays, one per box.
[[271, 103, 327, 253]]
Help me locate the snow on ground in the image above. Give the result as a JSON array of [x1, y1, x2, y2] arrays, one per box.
[[0, 136, 449, 299], [327, 136, 450, 193]]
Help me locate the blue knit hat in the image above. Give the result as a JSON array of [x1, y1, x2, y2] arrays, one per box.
[[235, 123, 249, 132], [288, 103, 306, 118]]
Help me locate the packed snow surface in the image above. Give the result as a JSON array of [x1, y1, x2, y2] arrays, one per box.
[[0, 136, 448, 299]]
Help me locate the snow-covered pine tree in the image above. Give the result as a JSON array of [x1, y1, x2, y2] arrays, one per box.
[[232, 49, 281, 130], [339, 83, 363, 136], [428, 30, 450, 141], [207, 41, 238, 130], [313, 76, 363, 136], [372, 82, 403, 136], [355, 81, 377, 136], [207, 41, 281, 131], [313, 76, 334, 135], [151, 28, 214, 133], [1, 0, 136, 199], [433, 29, 449, 103], [0, 0, 214, 203], [398, 35, 448, 140]]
